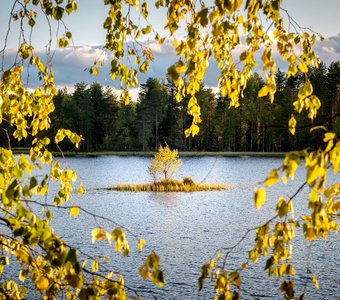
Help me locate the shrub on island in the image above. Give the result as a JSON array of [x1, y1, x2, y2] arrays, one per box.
[[111, 146, 232, 192]]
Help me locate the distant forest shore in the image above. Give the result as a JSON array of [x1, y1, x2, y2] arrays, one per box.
[[2, 62, 339, 153], [11, 148, 285, 157]]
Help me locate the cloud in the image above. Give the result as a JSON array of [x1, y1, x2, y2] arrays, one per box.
[[314, 34, 340, 64], [2, 34, 340, 100], [52, 46, 107, 68]]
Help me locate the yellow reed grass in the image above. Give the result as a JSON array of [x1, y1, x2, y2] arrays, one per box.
[[111, 178, 233, 192]]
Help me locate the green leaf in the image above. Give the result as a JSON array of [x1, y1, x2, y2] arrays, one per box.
[[28, 18, 35, 27], [167, 65, 180, 82], [265, 256, 275, 270], [66, 248, 78, 264], [53, 6, 64, 20], [103, 17, 112, 29]]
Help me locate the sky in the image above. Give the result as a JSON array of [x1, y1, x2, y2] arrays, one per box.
[[1, 0, 340, 98]]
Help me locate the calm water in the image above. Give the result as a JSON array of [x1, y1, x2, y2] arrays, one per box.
[[44, 156, 339, 299]]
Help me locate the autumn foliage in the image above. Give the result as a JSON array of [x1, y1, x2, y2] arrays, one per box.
[[0, 0, 339, 299]]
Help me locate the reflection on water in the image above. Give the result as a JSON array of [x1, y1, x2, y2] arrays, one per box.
[[40, 156, 340, 299], [148, 192, 181, 207]]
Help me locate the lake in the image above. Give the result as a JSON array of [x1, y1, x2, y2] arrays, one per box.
[[47, 156, 339, 299]]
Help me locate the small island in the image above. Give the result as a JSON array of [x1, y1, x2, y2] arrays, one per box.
[[110, 145, 233, 192]]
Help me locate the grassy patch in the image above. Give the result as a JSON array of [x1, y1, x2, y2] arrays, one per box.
[[110, 178, 233, 192]]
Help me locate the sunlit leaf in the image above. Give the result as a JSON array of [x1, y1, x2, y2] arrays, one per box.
[[254, 187, 266, 209], [313, 274, 319, 289], [36, 276, 49, 290], [264, 169, 279, 187], [91, 227, 107, 244], [92, 260, 98, 272], [258, 85, 269, 98], [288, 115, 297, 135], [138, 239, 146, 252], [69, 206, 80, 217], [77, 184, 85, 195]]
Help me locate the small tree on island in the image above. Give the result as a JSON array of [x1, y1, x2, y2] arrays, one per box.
[[149, 145, 182, 182]]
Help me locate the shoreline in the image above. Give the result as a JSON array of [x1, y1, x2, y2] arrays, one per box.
[[11, 148, 286, 158]]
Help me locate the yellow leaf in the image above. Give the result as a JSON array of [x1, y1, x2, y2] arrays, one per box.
[[305, 80, 313, 96], [139, 266, 150, 280], [36, 276, 49, 290], [309, 189, 320, 203], [287, 200, 294, 219], [139, 61, 149, 73], [173, 38, 178, 48], [305, 228, 316, 241], [323, 132, 335, 142], [69, 206, 79, 217], [82, 259, 88, 268], [249, 249, 259, 263], [264, 169, 279, 187], [19, 270, 27, 282], [92, 67, 99, 75], [91, 227, 107, 244], [298, 61, 308, 73], [312, 274, 319, 289], [138, 239, 146, 252], [191, 124, 200, 137], [289, 115, 296, 135], [258, 85, 269, 97], [325, 140, 333, 153], [254, 187, 266, 209], [92, 260, 98, 272], [229, 271, 240, 287], [77, 183, 85, 195], [217, 251, 221, 262]]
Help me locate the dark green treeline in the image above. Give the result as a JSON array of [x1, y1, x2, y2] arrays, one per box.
[[2, 62, 340, 152]]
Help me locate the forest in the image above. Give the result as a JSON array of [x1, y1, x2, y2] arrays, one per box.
[[3, 62, 339, 153]]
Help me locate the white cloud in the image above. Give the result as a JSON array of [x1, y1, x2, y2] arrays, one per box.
[[61, 46, 107, 67], [314, 34, 340, 64], [2, 34, 340, 96]]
